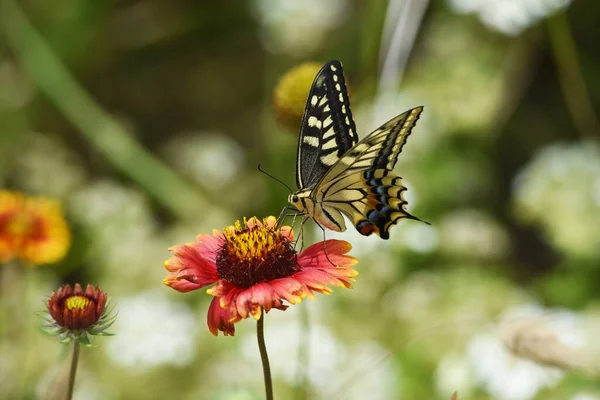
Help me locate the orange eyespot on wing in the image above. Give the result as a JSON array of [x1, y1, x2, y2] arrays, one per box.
[[356, 220, 377, 236]]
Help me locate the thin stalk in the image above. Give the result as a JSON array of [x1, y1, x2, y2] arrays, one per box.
[[66, 340, 80, 400], [257, 311, 274, 400], [294, 306, 310, 400], [547, 12, 600, 138]]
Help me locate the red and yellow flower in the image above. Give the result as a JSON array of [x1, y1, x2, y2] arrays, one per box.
[[164, 216, 358, 336], [0, 190, 70, 265], [42, 283, 115, 345]]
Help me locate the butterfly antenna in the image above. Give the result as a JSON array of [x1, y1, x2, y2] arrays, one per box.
[[257, 164, 293, 194]]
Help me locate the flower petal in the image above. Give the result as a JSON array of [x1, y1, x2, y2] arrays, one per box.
[[280, 226, 294, 241], [297, 239, 358, 269], [163, 274, 204, 293], [165, 243, 218, 290], [246, 217, 263, 230], [265, 216, 277, 228], [207, 297, 236, 336], [194, 230, 224, 263], [269, 277, 309, 304]]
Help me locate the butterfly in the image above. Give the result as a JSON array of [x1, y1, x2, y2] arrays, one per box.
[[287, 60, 425, 239]]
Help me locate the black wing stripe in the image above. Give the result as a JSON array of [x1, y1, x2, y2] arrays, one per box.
[[296, 60, 359, 189]]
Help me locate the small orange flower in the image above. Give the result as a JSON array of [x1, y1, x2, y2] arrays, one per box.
[[0, 191, 70, 265], [164, 216, 358, 336], [42, 283, 115, 345]]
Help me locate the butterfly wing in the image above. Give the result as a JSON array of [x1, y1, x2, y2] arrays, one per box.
[[312, 107, 424, 239], [296, 60, 359, 190]]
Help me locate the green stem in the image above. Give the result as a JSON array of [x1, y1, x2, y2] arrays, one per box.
[[257, 311, 274, 400], [66, 340, 80, 400], [294, 306, 310, 400], [547, 12, 600, 139]]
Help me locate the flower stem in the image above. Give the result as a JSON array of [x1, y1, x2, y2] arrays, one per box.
[[66, 340, 80, 400], [547, 12, 600, 139], [294, 306, 310, 400], [257, 311, 274, 400]]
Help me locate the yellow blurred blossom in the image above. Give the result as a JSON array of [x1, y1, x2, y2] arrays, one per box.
[[0, 190, 70, 265]]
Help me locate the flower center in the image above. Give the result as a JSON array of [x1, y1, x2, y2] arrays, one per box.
[[65, 295, 91, 311], [216, 219, 299, 288], [4, 213, 32, 237]]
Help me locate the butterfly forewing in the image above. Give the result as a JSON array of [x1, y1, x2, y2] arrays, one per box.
[[296, 60, 358, 189]]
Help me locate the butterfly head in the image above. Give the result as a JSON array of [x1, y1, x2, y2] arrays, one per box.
[[288, 193, 303, 211]]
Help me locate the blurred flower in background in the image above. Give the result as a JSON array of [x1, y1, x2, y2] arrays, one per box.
[[252, 0, 349, 55], [105, 291, 198, 369], [513, 140, 600, 257], [162, 132, 245, 192], [0, 190, 70, 265], [15, 133, 86, 200], [435, 351, 475, 398], [466, 304, 584, 399], [447, 0, 572, 36], [233, 302, 399, 399], [273, 62, 323, 130], [438, 209, 510, 262], [164, 216, 357, 335]]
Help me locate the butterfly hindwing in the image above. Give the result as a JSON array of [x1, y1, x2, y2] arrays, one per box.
[[296, 60, 358, 190], [313, 107, 424, 239]]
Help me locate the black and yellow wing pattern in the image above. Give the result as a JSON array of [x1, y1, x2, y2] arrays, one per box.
[[311, 107, 424, 239], [289, 60, 425, 240], [296, 60, 358, 190]]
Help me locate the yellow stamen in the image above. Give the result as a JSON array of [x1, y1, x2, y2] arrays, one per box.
[[222, 218, 282, 262], [65, 295, 91, 311]]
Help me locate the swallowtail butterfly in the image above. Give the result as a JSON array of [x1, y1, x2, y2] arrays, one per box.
[[288, 60, 424, 239]]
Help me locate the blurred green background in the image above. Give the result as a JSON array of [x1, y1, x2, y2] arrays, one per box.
[[1, 0, 600, 399]]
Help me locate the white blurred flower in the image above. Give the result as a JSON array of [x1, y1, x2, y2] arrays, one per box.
[[106, 291, 198, 369], [572, 394, 600, 400], [439, 209, 510, 261], [69, 180, 168, 286], [447, 0, 571, 35], [396, 222, 439, 254], [15, 133, 86, 199], [435, 351, 475, 398], [162, 132, 244, 191], [252, 0, 349, 55], [236, 303, 399, 399], [467, 304, 584, 400], [69, 180, 154, 230], [404, 13, 510, 136], [513, 141, 600, 257], [468, 333, 562, 399]]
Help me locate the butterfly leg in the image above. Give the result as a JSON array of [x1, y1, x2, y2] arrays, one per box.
[[312, 220, 341, 268], [276, 204, 290, 228], [294, 216, 310, 252]]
